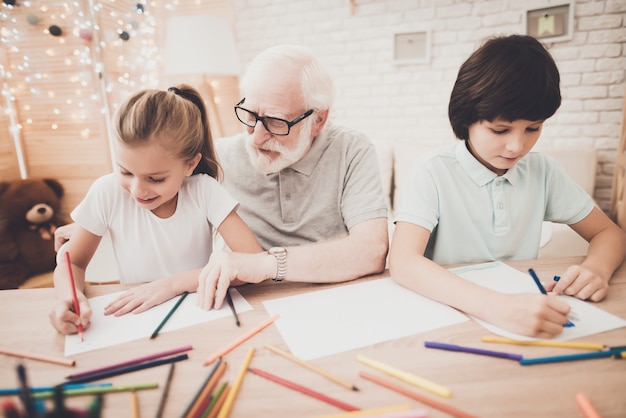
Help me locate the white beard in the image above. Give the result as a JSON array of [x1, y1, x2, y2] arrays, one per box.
[[245, 118, 314, 175]]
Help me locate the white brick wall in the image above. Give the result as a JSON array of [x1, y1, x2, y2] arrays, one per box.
[[231, 0, 626, 212]]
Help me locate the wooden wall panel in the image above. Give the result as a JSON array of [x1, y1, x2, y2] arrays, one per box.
[[0, 0, 237, 220]]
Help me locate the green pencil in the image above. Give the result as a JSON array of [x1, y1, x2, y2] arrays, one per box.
[[32, 382, 159, 399], [150, 291, 189, 339]]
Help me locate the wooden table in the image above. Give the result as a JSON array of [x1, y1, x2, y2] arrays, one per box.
[[1, 257, 625, 417]]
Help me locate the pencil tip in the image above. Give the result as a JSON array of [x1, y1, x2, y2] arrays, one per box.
[[352, 386, 359, 391]]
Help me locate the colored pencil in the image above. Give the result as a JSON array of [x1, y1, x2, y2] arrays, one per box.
[[150, 291, 189, 339], [184, 361, 227, 418], [31, 383, 159, 399], [204, 314, 279, 365], [356, 355, 451, 398], [575, 393, 602, 418], [154, 362, 175, 418], [204, 384, 230, 418], [424, 341, 523, 361], [66, 345, 193, 380], [201, 382, 228, 418], [87, 394, 103, 418], [0, 347, 76, 367], [65, 251, 84, 341], [216, 347, 255, 418], [360, 371, 477, 418], [481, 336, 605, 350], [528, 268, 574, 327], [181, 358, 223, 418], [0, 383, 111, 396], [130, 390, 140, 418], [315, 405, 420, 418], [265, 344, 359, 391], [16, 364, 37, 418], [225, 289, 240, 327], [520, 348, 626, 365], [249, 367, 360, 412], [65, 353, 189, 384]]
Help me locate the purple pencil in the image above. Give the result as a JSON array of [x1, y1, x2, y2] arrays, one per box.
[[424, 341, 523, 361]]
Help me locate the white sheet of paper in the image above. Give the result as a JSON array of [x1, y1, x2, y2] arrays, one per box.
[[262, 278, 469, 361], [65, 289, 252, 356], [450, 261, 626, 341]]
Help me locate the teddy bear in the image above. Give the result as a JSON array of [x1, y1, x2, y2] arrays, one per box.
[[0, 178, 66, 289]]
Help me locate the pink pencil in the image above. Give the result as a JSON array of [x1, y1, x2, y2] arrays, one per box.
[[66, 345, 193, 380], [65, 251, 84, 342]]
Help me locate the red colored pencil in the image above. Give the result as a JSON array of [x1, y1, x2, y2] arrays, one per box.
[[249, 367, 359, 412], [65, 251, 84, 342]]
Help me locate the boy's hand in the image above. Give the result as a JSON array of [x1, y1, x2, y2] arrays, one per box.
[[489, 293, 571, 338], [544, 264, 609, 302]]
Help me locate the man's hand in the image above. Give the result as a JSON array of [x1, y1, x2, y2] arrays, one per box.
[[197, 250, 272, 311]]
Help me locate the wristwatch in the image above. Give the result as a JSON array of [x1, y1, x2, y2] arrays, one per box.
[[268, 247, 287, 282]]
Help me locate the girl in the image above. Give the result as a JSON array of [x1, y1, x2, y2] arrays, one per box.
[[50, 85, 262, 335], [390, 35, 626, 338]]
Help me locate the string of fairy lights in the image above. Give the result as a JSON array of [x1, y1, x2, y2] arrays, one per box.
[[0, 0, 163, 177]]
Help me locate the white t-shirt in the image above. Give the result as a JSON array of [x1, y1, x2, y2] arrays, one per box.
[[72, 173, 238, 283], [393, 141, 594, 265]]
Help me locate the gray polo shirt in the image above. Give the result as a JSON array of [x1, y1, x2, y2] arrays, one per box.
[[216, 124, 388, 249]]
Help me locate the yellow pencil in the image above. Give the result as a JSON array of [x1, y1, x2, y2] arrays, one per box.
[[265, 344, 358, 391], [130, 390, 140, 418], [314, 404, 413, 418], [481, 336, 605, 350], [216, 347, 255, 418], [356, 355, 451, 398]]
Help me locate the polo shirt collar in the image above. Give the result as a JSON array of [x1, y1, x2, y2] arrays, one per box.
[[455, 141, 518, 186], [285, 125, 332, 176]]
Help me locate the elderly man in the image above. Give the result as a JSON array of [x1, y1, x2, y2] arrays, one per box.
[[55, 45, 389, 310], [197, 45, 388, 309]]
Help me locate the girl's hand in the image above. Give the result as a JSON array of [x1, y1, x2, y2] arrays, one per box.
[[49, 293, 92, 335], [488, 293, 571, 338], [544, 264, 609, 302], [104, 280, 176, 316]]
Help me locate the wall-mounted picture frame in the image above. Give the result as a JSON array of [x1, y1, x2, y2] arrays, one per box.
[[523, 2, 574, 43], [393, 30, 431, 65]]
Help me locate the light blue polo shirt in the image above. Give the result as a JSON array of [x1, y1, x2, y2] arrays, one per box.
[[393, 141, 594, 265]]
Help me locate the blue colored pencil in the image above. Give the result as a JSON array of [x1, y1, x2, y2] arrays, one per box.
[[520, 347, 626, 365], [65, 354, 189, 384], [528, 268, 574, 327], [0, 383, 112, 396]]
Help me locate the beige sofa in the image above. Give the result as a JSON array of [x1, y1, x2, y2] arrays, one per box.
[[375, 140, 596, 258]]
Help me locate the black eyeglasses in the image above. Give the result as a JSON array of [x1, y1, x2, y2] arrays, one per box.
[[234, 98, 314, 136]]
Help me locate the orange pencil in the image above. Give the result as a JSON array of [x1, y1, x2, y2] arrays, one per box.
[[359, 371, 477, 418], [184, 361, 227, 418], [0, 347, 75, 367], [65, 251, 84, 342], [204, 314, 279, 365], [204, 382, 230, 418], [575, 393, 602, 418]]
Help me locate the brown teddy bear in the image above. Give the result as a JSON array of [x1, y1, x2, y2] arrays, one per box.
[[0, 178, 66, 289]]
